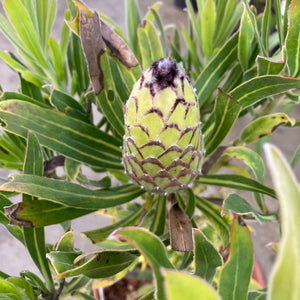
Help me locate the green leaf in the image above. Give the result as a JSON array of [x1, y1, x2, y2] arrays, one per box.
[[194, 33, 238, 107], [126, 0, 141, 59], [138, 20, 163, 70], [186, 0, 202, 53], [0, 174, 144, 210], [195, 196, 232, 248], [0, 100, 123, 170], [47, 251, 81, 274], [264, 144, 300, 300], [201, 0, 216, 59], [239, 113, 293, 144], [71, 292, 97, 300], [83, 206, 143, 243], [0, 131, 24, 170], [257, 55, 285, 75], [163, 269, 221, 300], [55, 231, 75, 252], [112, 227, 174, 300], [64, 158, 81, 181], [218, 216, 253, 300], [285, 0, 300, 77], [5, 199, 92, 227], [20, 271, 50, 295], [22, 132, 54, 292], [7, 277, 34, 299], [193, 229, 223, 283], [222, 193, 275, 223], [274, 0, 284, 48], [150, 195, 166, 236], [181, 25, 202, 72], [223, 146, 264, 181], [230, 75, 300, 110], [239, 4, 254, 71], [248, 290, 267, 300], [261, 0, 272, 52], [1, 91, 48, 108], [291, 145, 300, 169], [242, 0, 268, 56], [48, 36, 65, 83], [0, 279, 22, 300], [198, 173, 276, 198], [213, 0, 243, 48], [53, 250, 137, 279], [222, 146, 267, 211], [36, 0, 56, 53], [204, 89, 242, 156], [3, 0, 47, 67], [68, 33, 90, 94]]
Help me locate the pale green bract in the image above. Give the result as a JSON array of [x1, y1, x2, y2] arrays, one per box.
[[122, 58, 204, 193]]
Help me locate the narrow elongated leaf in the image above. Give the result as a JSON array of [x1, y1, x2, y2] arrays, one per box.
[[204, 89, 242, 156], [222, 146, 267, 211], [22, 132, 54, 291], [194, 33, 238, 106], [291, 145, 300, 169], [181, 25, 202, 72], [248, 291, 267, 300], [274, 0, 284, 48], [240, 113, 292, 144], [36, 0, 56, 52], [213, 0, 243, 47], [223, 147, 264, 181], [265, 144, 300, 300], [193, 229, 223, 282], [261, 0, 272, 52], [201, 0, 216, 59], [50, 84, 88, 120], [138, 20, 163, 70], [5, 199, 94, 227], [49, 36, 65, 83], [285, 0, 300, 77], [55, 231, 75, 252], [112, 227, 174, 300], [239, 4, 254, 71], [222, 193, 275, 223], [0, 100, 123, 169], [51, 250, 136, 279], [197, 174, 276, 198], [0, 174, 144, 209], [195, 196, 232, 248], [150, 195, 166, 236], [163, 269, 221, 300], [243, 0, 267, 56], [3, 0, 47, 67], [230, 76, 300, 110], [126, 0, 141, 59], [257, 55, 285, 75], [186, 0, 202, 51], [219, 216, 253, 300]]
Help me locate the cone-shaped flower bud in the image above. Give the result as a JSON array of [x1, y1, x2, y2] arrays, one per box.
[[122, 58, 204, 193]]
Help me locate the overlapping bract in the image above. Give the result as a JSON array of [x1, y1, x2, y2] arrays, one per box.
[[123, 58, 204, 193]]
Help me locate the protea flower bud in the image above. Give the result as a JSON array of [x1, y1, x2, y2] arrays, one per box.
[[122, 58, 204, 194]]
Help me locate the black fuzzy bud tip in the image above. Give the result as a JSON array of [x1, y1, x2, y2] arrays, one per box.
[[151, 58, 180, 89]]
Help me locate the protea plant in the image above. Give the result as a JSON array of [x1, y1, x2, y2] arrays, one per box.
[[122, 58, 204, 194]]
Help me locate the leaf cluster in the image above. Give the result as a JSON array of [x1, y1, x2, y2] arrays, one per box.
[[0, 0, 299, 299]]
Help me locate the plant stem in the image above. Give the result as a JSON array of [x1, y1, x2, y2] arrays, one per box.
[[51, 279, 65, 300]]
